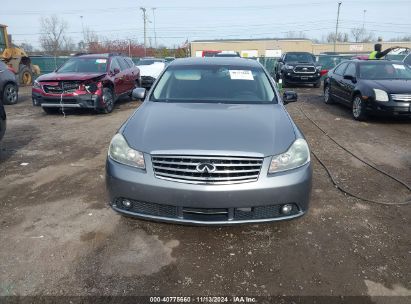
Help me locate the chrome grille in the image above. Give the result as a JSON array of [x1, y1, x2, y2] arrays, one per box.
[[43, 81, 79, 94], [151, 155, 263, 184], [293, 66, 316, 74], [390, 94, 411, 102], [43, 85, 63, 94]]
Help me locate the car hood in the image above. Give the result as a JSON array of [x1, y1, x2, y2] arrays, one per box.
[[37, 72, 106, 82], [362, 79, 411, 94], [137, 63, 165, 78], [122, 102, 296, 157]]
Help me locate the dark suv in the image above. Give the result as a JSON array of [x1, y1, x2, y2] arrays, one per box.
[[275, 52, 322, 87], [32, 53, 141, 114]]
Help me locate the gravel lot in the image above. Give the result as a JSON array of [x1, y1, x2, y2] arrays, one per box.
[[0, 86, 410, 301]]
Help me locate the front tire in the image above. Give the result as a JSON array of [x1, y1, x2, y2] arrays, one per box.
[[352, 95, 367, 121], [323, 85, 334, 104], [2, 83, 18, 105], [99, 87, 114, 114]]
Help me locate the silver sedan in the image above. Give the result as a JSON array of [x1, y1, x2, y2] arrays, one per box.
[[106, 57, 312, 225]]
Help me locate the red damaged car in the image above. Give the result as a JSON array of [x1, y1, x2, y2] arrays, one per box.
[[32, 53, 141, 114]]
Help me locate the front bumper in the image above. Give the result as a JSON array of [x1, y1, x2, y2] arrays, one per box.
[[106, 155, 312, 225], [32, 90, 102, 109], [283, 71, 321, 84], [366, 100, 411, 117]]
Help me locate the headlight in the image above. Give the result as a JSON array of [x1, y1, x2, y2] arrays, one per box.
[[268, 138, 310, 174], [285, 64, 294, 70], [373, 89, 389, 102], [108, 134, 145, 169], [33, 80, 41, 89], [85, 83, 98, 93], [316, 65, 322, 70]]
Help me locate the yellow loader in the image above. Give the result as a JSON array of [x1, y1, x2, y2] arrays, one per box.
[[0, 24, 40, 85]]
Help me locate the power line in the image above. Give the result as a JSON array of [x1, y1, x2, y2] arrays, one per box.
[[7, 20, 339, 36], [0, 3, 327, 15], [8, 17, 411, 37], [2, 0, 411, 15]]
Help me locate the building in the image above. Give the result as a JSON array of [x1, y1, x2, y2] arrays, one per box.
[[190, 38, 411, 57]]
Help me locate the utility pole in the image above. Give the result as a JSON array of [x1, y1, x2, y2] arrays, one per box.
[[80, 15, 85, 50], [152, 8, 157, 49], [362, 9, 367, 30], [140, 7, 147, 56], [334, 2, 342, 53]]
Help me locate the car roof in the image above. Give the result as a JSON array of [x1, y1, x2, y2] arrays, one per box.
[[141, 57, 164, 60], [74, 53, 126, 58], [75, 54, 109, 58], [168, 57, 261, 68], [285, 52, 313, 55], [349, 59, 406, 65]]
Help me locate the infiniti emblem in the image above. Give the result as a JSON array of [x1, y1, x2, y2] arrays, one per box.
[[196, 163, 216, 173]]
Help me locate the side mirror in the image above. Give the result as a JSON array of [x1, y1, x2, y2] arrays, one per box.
[[343, 75, 357, 83], [283, 91, 298, 104], [132, 88, 146, 100], [111, 68, 120, 75]]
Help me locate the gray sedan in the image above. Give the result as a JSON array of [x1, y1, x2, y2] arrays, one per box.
[[106, 57, 312, 225]]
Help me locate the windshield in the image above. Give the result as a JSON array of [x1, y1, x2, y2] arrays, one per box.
[[150, 65, 277, 104], [138, 59, 164, 65], [57, 57, 108, 73], [359, 62, 411, 80], [285, 53, 315, 63]]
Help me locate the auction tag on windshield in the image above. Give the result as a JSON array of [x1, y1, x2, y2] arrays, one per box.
[[96, 59, 107, 64], [229, 70, 254, 80], [392, 64, 405, 70]]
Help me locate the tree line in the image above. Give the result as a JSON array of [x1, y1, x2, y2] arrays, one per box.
[[18, 15, 188, 58]]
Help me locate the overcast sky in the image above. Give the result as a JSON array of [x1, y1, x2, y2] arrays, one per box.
[[2, 0, 411, 49]]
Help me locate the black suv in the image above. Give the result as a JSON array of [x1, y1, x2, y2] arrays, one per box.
[[275, 52, 322, 87]]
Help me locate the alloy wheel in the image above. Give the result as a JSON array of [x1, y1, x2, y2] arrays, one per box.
[[353, 97, 362, 118], [6, 85, 18, 104], [103, 90, 114, 112]]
